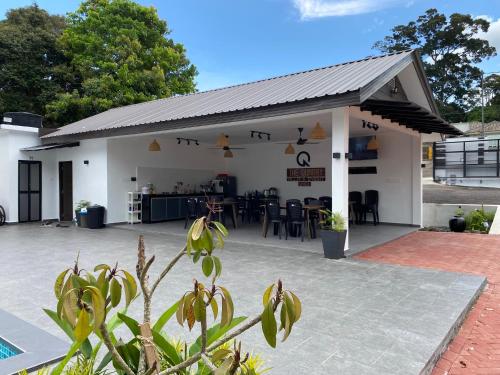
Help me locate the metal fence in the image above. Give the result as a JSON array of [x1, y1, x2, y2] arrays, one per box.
[[433, 138, 500, 181]]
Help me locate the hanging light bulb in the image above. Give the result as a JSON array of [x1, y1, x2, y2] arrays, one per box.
[[309, 122, 327, 140], [216, 133, 229, 147], [223, 148, 233, 158], [366, 136, 379, 151], [148, 139, 161, 152], [284, 143, 295, 155]]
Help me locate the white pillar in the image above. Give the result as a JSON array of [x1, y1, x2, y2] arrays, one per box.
[[331, 107, 350, 250], [411, 134, 423, 226]]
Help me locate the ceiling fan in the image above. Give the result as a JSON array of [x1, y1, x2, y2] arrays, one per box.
[[209, 134, 246, 158], [278, 128, 320, 145]]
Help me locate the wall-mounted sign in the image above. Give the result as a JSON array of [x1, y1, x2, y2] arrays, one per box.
[[287, 167, 326, 183], [298, 181, 312, 187], [296, 151, 311, 167]]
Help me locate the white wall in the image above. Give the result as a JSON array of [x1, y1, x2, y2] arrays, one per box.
[[23, 139, 108, 221], [349, 131, 421, 225], [106, 136, 223, 223], [224, 140, 332, 201], [0, 126, 40, 222]]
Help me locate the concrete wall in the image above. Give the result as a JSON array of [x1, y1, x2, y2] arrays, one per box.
[[349, 131, 421, 225], [423, 203, 499, 229], [0, 126, 41, 222], [106, 136, 223, 223]]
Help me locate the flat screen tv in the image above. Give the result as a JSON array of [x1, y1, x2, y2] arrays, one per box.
[[349, 136, 378, 160]]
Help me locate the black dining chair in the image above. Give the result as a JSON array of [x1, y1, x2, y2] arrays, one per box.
[[318, 196, 332, 211], [303, 197, 316, 205], [235, 196, 248, 223], [247, 195, 261, 223], [349, 191, 363, 224], [196, 199, 210, 218], [286, 201, 305, 242], [264, 201, 286, 239], [306, 199, 322, 238], [184, 198, 198, 229], [363, 190, 379, 225]]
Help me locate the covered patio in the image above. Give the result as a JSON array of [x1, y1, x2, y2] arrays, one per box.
[[28, 50, 460, 255]]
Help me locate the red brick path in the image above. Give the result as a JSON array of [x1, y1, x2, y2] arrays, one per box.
[[355, 231, 500, 375]]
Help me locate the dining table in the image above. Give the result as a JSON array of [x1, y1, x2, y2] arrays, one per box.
[[212, 199, 238, 229]]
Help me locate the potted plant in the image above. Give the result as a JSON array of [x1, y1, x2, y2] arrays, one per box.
[[449, 206, 466, 232], [75, 200, 91, 228], [319, 209, 347, 259]]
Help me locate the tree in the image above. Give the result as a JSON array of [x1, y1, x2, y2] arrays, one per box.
[[466, 74, 500, 122], [0, 5, 66, 124], [374, 9, 497, 122], [46, 207, 301, 375], [46, 0, 197, 126]]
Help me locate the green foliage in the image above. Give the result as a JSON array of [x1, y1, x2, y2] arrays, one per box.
[[466, 74, 500, 122], [374, 8, 497, 121], [48, 213, 300, 375], [454, 206, 465, 217], [465, 207, 495, 232], [320, 210, 346, 232], [46, 0, 197, 125], [75, 200, 91, 211], [0, 5, 67, 125]]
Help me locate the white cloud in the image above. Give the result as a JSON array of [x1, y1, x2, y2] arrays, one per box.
[[293, 0, 408, 19], [476, 15, 500, 51]]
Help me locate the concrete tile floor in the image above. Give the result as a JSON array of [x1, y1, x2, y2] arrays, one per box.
[[0, 224, 485, 374], [114, 220, 417, 256]]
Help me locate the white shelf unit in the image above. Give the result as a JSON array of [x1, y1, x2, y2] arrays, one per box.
[[127, 192, 142, 224]]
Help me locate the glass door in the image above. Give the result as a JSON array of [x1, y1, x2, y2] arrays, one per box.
[[18, 161, 42, 222]]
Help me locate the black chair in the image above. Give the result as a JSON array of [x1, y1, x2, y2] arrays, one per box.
[[196, 199, 210, 218], [184, 198, 198, 229], [349, 191, 363, 224], [286, 202, 305, 242], [363, 190, 379, 225], [235, 196, 248, 223], [306, 199, 322, 239], [286, 199, 301, 207], [303, 197, 316, 205], [264, 201, 286, 239], [318, 196, 332, 211]]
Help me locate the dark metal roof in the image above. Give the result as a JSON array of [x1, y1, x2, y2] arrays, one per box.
[[20, 142, 80, 151], [45, 50, 422, 139], [360, 100, 461, 135]]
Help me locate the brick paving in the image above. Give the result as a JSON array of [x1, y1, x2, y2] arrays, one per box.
[[355, 231, 500, 375]]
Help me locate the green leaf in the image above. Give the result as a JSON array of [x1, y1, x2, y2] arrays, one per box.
[[176, 295, 185, 326], [290, 291, 302, 321], [262, 284, 274, 307], [211, 348, 232, 362], [153, 301, 179, 332], [219, 287, 234, 327], [117, 312, 140, 336], [152, 330, 182, 366], [94, 264, 110, 272], [121, 270, 137, 302], [210, 297, 218, 320], [96, 270, 109, 299], [191, 218, 205, 241], [214, 357, 234, 375], [284, 293, 296, 324], [212, 221, 229, 237], [213, 256, 222, 278], [214, 229, 225, 249], [261, 301, 277, 348], [54, 269, 70, 298], [96, 351, 113, 373], [193, 249, 202, 263], [110, 277, 122, 307], [74, 309, 92, 342], [49, 341, 81, 375], [189, 316, 246, 356], [202, 256, 214, 277]]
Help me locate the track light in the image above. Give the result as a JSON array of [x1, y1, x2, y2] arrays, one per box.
[[195, 140, 199, 146], [250, 131, 271, 141], [176, 137, 199, 146], [177, 138, 181, 144], [362, 121, 379, 131]]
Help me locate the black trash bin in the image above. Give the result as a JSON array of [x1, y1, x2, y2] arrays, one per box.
[[86, 205, 105, 229]]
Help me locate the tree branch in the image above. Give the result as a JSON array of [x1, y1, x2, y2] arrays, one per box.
[[99, 323, 135, 375], [201, 354, 217, 371], [150, 246, 187, 295]]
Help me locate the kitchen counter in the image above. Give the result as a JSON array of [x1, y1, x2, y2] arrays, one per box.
[[141, 193, 224, 223]]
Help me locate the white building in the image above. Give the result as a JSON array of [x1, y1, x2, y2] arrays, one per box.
[[0, 50, 460, 249]]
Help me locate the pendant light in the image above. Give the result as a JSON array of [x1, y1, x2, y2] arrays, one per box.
[[148, 139, 161, 152], [223, 148, 233, 158], [284, 143, 295, 155], [366, 136, 379, 151], [309, 122, 327, 140], [216, 133, 229, 148]]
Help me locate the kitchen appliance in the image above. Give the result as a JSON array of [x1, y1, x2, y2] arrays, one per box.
[[211, 175, 237, 197], [269, 187, 278, 196]]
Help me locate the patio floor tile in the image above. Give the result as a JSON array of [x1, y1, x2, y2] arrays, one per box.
[[356, 231, 500, 375]]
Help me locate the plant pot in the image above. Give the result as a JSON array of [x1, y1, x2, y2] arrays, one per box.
[[320, 229, 347, 259], [449, 216, 466, 232]]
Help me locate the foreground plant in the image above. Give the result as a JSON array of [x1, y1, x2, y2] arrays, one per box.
[[46, 207, 301, 374]]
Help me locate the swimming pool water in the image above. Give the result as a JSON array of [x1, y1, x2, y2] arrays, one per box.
[[0, 337, 21, 360]]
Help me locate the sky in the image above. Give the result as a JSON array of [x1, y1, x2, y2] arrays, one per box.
[[1, 0, 499, 92]]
